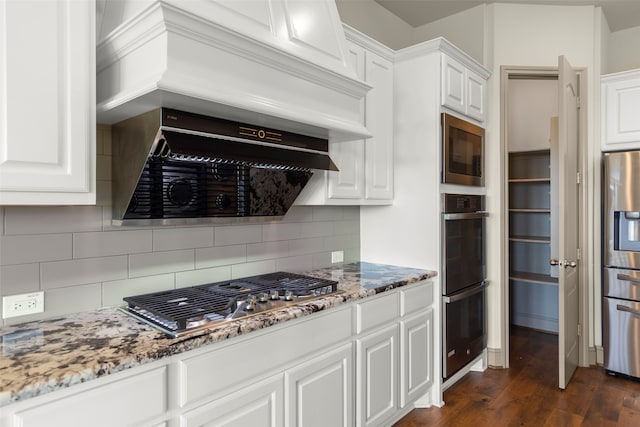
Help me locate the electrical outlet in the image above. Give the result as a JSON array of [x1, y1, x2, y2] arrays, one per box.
[[2, 291, 45, 319], [331, 250, 344, 263]]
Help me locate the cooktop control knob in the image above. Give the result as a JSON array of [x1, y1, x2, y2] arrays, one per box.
[[269, 289, 280, 300], [258, 292, 269, 303], [245, 294, 257, 311], [215, 194, 231, 210], [284, 290, 294, 301]]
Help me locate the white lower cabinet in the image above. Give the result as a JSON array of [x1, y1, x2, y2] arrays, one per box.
[[1, 281, 435, 427], [285, 344, 353, 427], [8, 366, 167, 427], [357, 324, 399, 427], [180, 375, 283, 427], [400, 309, 433, 407]]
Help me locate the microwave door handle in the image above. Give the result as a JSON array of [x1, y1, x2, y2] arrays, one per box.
[[443, 211, 489, 220], [443, 280, 488, 303], [616, 304, 640, 317], [616, 273, 640, 284]]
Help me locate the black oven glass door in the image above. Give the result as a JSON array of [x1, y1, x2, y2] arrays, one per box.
[[442, 113, 484, 186], [443, 282, 487, 379], [443, 214, 486, 295]]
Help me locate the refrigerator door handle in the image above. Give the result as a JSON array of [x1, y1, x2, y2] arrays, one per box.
[[617, 273, 640, 284], [617, 304, 640, 317]]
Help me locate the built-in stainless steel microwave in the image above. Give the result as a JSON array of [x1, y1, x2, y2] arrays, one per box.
[[442, 113, 485, 186]]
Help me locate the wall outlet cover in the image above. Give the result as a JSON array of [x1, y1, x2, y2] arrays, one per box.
[[2, 291, 45, 319]]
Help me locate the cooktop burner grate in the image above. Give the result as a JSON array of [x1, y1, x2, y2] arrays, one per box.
[[123, 272, 339, 334]]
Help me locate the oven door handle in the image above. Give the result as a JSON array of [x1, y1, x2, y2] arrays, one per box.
[[616, 304, 640, 317], [443, 280, 488, 303], [443, 211, 489, 220]]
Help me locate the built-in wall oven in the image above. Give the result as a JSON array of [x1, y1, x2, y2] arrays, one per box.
[[442, 113, 485, 186], [442, 193, 488, 379]]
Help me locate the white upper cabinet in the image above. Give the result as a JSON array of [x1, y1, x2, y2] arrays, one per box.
[[298, 25, 394, 205], [601, 69, 640, 151], [442, 55, 486, 122], [0, 0, 96, 205]]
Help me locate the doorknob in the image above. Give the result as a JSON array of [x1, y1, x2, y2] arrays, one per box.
[[549, 259, 577, 268]]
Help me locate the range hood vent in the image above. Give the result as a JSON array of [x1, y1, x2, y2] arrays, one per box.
[[112, 108, 337, 226]]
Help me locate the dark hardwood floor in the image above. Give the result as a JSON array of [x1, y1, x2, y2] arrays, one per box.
[[393, 326, 640, 426]]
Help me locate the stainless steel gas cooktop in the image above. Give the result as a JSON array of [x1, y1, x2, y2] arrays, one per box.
[[121, 272, 340, 338]]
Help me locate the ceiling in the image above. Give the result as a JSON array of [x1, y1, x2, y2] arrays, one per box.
[[374, 0, 640, 32]]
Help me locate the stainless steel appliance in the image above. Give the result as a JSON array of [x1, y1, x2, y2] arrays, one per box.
[[442, 113, 485, 186], [603, 150, 640, 378], [441, 193, 488, 379], [122, 272, 340, 338], [112, 108, 338, 226]]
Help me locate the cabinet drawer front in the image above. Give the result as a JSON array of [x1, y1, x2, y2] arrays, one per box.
[[357, 292, 399, 334], [14, 367, 167, 427], [401, 280, 433, 316], [179, 307, 352, 407]]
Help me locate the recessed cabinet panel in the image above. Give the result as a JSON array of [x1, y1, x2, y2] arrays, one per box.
[[0, 0, 95, 204], [466, 70, 486, 122], [14, 367, 167, 427], [602, 70, 640, 151], [357, 292, 399, 334], [285, 344, 353, 427], [442, 56, 465, 112], [357, 325, 398, 427], [400, 310, 433, 407], [181, 375, 283, 427]]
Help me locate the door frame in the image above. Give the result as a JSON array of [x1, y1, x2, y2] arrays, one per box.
[[499, 65, 589, 370]]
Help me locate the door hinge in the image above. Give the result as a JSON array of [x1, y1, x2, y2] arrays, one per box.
[[577, 247, 581, 260], [576, 172, 581, 185], [576, 96, 581, 109], [577, 324, 582, 337]]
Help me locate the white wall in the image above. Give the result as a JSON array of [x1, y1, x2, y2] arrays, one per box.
[[607, 26, 640, 73], [411, 4, 486, 64], [485, 3, 601, 355], [335, 0, 414, 49], [0, 127, 361, 326]]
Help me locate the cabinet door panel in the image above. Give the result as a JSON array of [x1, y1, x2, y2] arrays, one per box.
[[466, 69, 486, 122], [14, 367, 167, 427], [364, 52, 393, 200], [442, 56, 465, 114], [0, 0, 95, 204], [400, 310, 433, 407], [181, 375, 283, 427], [602, 73, 640, 150], [357, 325, 398, 427], [285, 344, 353, 427]]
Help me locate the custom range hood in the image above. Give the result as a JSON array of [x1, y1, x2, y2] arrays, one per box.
[[112, 108, 337, 226], [96, 0, 371, 141]]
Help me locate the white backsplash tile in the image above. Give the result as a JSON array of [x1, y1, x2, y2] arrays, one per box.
[[288, 237, 324, 255], [129, 249, 194, 278], [299, 221, 334, 238], [262, 222, 302, 242], [41, 256, 128, 290], [175, 266, 231, 288], [282, 206, 313, 222], [0, 234, 72, 265], [246, 241, 289, 262], [102, 274, 175, 307], [214, 224, 263, 246], [73, 230, 152, 259], [231, 260, 276, 278], [153, 227, 214, 251], [334, 220, 360, 236], [4, 206, 103, 235], [275, 255, 313, 273], [312, 206, 345, 221], [0, 263, 40, 295], [195, 245, 246, 269]]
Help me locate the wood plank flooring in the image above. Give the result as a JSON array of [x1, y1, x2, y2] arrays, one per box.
[[393, 326, 640, 427]]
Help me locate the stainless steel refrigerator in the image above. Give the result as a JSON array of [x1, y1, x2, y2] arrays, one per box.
[[603, 150, 640, 378]]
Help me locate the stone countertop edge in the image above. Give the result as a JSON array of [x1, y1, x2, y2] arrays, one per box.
[[0, 262, 437, 407]]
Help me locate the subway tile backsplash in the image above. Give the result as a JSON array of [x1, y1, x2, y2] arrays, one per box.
[[0, 125, 360, 326]]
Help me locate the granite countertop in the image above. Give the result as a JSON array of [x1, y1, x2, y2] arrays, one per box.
[[0, 262, 436, 407]]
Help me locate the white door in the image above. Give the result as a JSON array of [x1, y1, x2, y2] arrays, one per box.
[[556, 55, 580, 389]]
